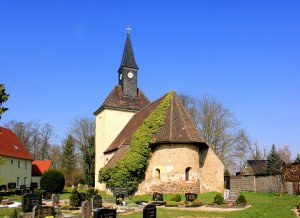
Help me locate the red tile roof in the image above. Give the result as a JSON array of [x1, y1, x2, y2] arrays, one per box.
[[94, 85, 150, 115], [32, 160, 52, 176], [105, 91, 207, 167], [0, 126, 33, 160]]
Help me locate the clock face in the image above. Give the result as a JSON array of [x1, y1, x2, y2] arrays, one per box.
[[127, 71, 134, 79], [119, 74, 122, 80]]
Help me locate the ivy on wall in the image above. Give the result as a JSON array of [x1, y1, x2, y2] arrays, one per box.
[[98, 91, 174, 194]]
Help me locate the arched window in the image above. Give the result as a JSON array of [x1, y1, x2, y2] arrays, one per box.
[[154, 168, 160, 180], [185, 167, 191, 181]]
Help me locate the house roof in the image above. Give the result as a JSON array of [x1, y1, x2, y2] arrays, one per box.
[[32, 160, 52, 176], [94, 85, 150, 115], [0, 126, 33, 160], [118, 32, 138, 71], [244, 160, 268, 175], [105, 91, 207, 167]]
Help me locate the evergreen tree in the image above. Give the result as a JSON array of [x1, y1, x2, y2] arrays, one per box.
[[266, 144, 283, 175], [0, 84, 9, 119], [61, 134, 78, 185], [294, 153, 300, 164], [84, 134, 95, 186]]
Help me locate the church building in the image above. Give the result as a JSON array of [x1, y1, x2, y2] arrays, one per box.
[[94, 32, 224, 194]]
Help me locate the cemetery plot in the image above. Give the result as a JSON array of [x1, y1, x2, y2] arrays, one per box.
[[185, 193, 197, 202], [33, 205, 55, 218], [225, 190, 239, 206]]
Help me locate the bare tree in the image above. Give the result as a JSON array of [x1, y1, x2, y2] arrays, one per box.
[[48, 144, 62, 169], [248, 140, 268, 160], [179, 93, 249, 170], [278, 144, 292, 163], [69, 117, 95, 185]]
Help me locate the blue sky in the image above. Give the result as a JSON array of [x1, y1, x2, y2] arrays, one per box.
[[1, 1, 299, 158]]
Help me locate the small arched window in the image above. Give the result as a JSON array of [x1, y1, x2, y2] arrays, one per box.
[[154, 168, 160, 180], [185, 167, 191, 181]]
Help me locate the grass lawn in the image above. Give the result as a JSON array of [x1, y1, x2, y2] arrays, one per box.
[[0, 191, 299, 217]]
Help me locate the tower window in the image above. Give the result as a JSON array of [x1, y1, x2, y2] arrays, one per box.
[[185, 167, 191, 181]]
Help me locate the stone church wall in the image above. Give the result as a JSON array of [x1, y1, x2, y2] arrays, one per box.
[[136, 144, 201, 194], [199, 147, 224, 193]]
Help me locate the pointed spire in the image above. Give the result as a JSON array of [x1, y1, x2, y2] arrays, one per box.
[[119, 31, 138, 71]]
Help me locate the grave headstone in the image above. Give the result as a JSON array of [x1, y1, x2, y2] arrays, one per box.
[[30, 182, 38, 191], [113, 187, 128, 197], [22, 193, 42, 213], [82, 201, 92, 218], [20, 185, 27, 195], [33, 205, 55, 218], [185, 193, 197, 202], [224, 189, 230, 200], [79, 192, 86, 203], [51, 193, 60, 206], [143, 204, 156, 218], [152, 192, 163, 201], [43, 191, 52, 200], [0, 184, 7, 191], [116, 194, 124, 205], [8, 182, 16, 190], [94, 208, 116, 218], [92, 195, 102, 210], [225, 190, 239, 206]]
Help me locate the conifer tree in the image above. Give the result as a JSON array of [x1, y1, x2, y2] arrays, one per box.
[[294, 153, 300, 164], [0, 84, 9, 119], [61, 134, 78, 185], [266, 144, 283, 175]]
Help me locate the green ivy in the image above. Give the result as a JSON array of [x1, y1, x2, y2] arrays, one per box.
[[99, 91, 174, 194]]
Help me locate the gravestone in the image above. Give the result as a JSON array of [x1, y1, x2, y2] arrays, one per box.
[[43, 191, 52, 200], [113, 187, 128, 197], [22, 193, 42, 213], [92, 195, 102, 210], [152, 192, 163, 201], [143, 204, 156, 218], [224, 189, 230, 200], [116, 194, 124, 205], [185, 193, 197, 202], [0, 184, 7, 191], [51, 193, 60, 206], [79, 192, 86, 203], [82, 201, 92, 218], [20, 185, 27, 195], [225, 190, 239, 206], [33, 205, 55, 218], [8, 182, 16, 190], [30, 182, 38, 192], [94, 208, 116, 218]]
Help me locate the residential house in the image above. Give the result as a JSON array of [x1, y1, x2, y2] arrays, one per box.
[[32, 160, 52, 188]]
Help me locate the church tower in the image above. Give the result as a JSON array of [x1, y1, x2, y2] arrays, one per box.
[[94, 31, 150, 189]]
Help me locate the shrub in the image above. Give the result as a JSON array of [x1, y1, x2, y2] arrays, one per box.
[[126, 202, 138, 207], [214, 193, 224, 205], [86, 187, 99, 201], [237, 194, 247, 205], [40, 169, 65, 193], [170, 194, 181, 202], [69, 187, 81, 208], [192, 199, 202, 206]]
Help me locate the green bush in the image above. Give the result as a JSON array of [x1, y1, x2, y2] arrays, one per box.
[[192, 199, 202, 206], [40, 169, 65, 193], [214, 193, 224, 205], [86, 187, 99, 201], [170, 194, 181, 202], [69, 187, 81, 208], [237, 194, 247, 205]]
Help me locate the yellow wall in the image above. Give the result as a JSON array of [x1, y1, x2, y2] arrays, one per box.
[[0, 156, 32, 188], [94, 109, 136, 189]]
